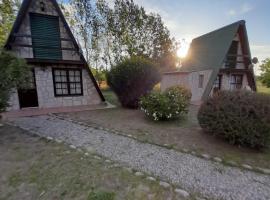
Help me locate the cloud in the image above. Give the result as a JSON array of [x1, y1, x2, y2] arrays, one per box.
[[227, 3, 254, 16]]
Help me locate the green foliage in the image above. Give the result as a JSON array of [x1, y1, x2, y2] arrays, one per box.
[[198, 91, 270, 149], [107, 56, 160, 108], [259, 58, 270, 88], [88, 190, 115, 200], [140, 86, 191, 121], [0, 50, 31, 111], [0, 0, 20, 46], [91, 67, 106, 86]]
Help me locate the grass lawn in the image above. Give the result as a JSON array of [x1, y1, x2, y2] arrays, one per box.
[[257, 80, 270, 95], [0, 125, 191, 200], [58, 89, 270, 169]]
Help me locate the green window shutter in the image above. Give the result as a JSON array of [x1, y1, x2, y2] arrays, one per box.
[[30, 13, 62, 60]]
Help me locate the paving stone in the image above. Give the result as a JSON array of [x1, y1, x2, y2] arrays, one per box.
[[175, 188, 190, 198], [159, 181, 170, 188], [77, 148, 83, 153], [182, 148, 189, 153], [46, 136, 53, 140], [94, 155, 101, 160], [69, 145, 76, 149], [135, 172, 144, 177], [55, 139, 62, 143], [146, 177, 156, 182], [242, 164, 253, 170], [195, 197, 206, 200], [86, 146, 95, 153], [227, 160, 237, 166], [256, 168, 270, 175], [124, 167, 133, 173], [213, 157, 222, 162], [201, 154, 211, 159]]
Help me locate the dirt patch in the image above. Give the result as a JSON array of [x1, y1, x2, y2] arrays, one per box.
[[0, 125, 186, 200], [58, 107, 270, 169]]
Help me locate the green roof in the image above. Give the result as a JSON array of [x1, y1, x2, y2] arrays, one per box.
[[180, 20, 245, 72], [175, 20, 256, 100]]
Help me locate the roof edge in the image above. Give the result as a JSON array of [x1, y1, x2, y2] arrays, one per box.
[[192, 20, 245, 42]]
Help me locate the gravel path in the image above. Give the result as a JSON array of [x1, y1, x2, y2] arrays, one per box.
[[10, 115, 270, 200]]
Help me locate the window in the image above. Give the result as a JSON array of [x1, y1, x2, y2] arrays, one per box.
[[225, 41, 238, 68], [198, 74, 204, 88], [213, 75, 222, 90], [52, 69, 83, 96], [230, 75, 243, 90]]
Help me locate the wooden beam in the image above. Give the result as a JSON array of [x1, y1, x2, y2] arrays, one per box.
[[220, 68, 250, 73], [11, 44, 78, 51], [226, 54, 250, 57], [12, 33, 73, 41], [26, 58, 86, 66]]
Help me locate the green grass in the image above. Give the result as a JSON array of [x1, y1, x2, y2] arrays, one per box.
[[1, 125, 189, 200], [102, 89, 120, 106], [88, 191, 115, 200], [257, 80, 270, 95]]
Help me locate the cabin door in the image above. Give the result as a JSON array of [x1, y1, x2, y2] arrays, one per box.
[[18, 70, 39, 108]]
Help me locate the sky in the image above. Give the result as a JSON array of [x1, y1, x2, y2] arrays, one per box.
[[130, 0, 270, 75]]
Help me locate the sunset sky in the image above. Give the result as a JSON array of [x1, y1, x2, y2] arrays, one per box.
[[131, 0, 270, 74]]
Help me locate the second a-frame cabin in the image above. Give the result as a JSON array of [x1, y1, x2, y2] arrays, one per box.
[[4, 0, 105, 111], [161, 20, 256, 104]]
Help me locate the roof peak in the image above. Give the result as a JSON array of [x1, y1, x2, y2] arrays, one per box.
[[193, 20, 245, 41]]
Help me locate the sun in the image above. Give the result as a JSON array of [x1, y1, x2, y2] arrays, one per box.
[[177, 42, 190, 58]]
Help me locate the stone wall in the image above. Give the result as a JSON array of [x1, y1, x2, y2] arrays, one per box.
[[7, 65, 102, 111], [35, 66, 101, 108]]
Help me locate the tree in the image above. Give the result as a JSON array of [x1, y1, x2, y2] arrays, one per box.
[[259, 58, 270, 88], [0, 0, 20, 47], [0, 50, 31, 111], [63, 0, 179, 71], [97, 0, 179, 71]]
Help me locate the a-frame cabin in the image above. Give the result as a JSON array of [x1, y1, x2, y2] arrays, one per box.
[[4, 0, 105, 111], [161, 20, 256, 104]]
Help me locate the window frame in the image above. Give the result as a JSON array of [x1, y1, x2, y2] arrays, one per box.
[[213, 75, 222, 90], [52, 68, 83, 97], [29, 12, 62, 60], [230, 74, 243, 90], [198, 74, 204, 88], [225, 41, 239, 68]]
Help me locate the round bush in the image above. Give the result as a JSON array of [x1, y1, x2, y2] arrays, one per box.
[[107, 56, 160, 108], [198, 91, 270, 149], [140, 86, 191, 121]]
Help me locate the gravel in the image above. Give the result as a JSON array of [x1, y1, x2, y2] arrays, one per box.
[[10, 115, 270, 200]]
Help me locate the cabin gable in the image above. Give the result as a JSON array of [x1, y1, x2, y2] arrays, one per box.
[[5, 0, 105, 111], [8, 0, 80, 61]]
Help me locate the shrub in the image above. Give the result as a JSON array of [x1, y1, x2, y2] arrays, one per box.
[[198, 91, 270, 149], [0, 50, 31, 112], [140, 86, 191, 121], [106, 56, 160, 108]]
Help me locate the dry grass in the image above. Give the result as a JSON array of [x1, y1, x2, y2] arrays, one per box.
[[0, 125, 191, 200]]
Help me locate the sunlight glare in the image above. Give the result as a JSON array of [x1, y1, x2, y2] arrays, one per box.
[[177, 43, 190, 58]]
